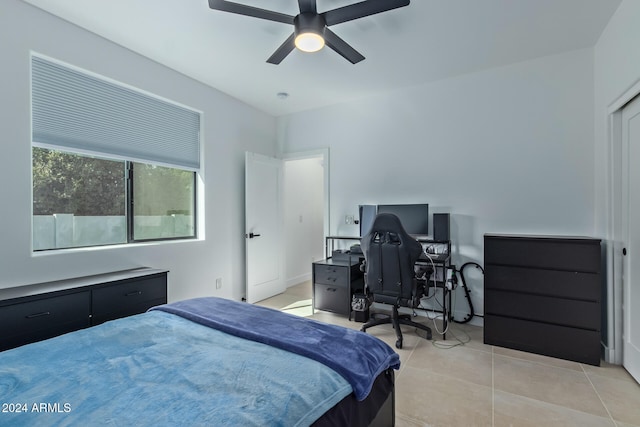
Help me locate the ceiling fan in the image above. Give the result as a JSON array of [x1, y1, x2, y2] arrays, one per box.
[[208, 0, 410, 64]]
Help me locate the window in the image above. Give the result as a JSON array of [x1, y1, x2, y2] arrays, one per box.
[[131, 163, 196, 241], [33, 148, 127, 250], [31, 55, 200, 251], [32, 149, 196, 250]]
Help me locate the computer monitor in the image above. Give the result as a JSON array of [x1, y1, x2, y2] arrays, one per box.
[[376, 204, 429, 236]]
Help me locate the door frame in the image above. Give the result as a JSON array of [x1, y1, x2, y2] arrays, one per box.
[[281, 148, 330, 244], [606, 80, 640, 364], [281, 148, 330, 281]]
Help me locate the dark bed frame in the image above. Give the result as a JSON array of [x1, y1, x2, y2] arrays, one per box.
[[312, 368, 395, 427]]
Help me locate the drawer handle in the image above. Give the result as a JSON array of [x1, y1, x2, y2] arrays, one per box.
[[326, 288, 337, 292], [125, 291, 142, 297], [25, 311, 51, 319]]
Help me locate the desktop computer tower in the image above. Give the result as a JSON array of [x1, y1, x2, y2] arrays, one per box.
[[433, 213, 450, 242], [358, 205, 377, 237]]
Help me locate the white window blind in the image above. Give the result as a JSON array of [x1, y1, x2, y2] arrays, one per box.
[[31, 56, 200, 170]]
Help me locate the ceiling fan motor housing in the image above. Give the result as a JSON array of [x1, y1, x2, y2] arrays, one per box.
[[294, 13, 326, 40]]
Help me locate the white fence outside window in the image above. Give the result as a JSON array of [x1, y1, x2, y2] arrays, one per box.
[[33, 214, 193, 250]]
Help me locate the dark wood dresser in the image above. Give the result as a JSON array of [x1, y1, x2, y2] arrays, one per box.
[[484, 234, 601, 365], [0, 268, 167, 352]]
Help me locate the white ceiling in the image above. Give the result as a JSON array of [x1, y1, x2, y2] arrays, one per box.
[[22, 0, 621, 116]]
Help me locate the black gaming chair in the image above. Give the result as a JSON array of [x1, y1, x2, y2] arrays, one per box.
[[360, 213, 432, 349]]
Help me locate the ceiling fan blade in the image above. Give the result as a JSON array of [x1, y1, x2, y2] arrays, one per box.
[[298, 0, 317, 14], [322, 0, 410, 26], [324, 28, 365, 64], [266, 33, 296, 64], [208, 0, 294, 25]]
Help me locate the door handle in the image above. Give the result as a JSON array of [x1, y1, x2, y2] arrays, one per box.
[[247, 232, 261, 239]]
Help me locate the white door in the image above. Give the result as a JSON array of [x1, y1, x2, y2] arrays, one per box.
[[622, 94, 640, 382], [245, 152, 285, 303]]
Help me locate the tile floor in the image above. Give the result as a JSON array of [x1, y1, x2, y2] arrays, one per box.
[[255, 281, 640, 427]]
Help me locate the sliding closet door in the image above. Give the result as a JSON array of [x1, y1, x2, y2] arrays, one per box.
[[622, 94, 640, 383]]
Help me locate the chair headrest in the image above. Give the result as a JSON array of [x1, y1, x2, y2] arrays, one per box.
[[368, 213, 408, 235], [362, 213, 421, 254]]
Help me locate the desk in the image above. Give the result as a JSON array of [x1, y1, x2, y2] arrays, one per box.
[[416, 251, 452, 339], [325, 235, 361, 259], [317, 235, 454, 339]]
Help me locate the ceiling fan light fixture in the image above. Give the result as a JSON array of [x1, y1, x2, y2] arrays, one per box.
[[295, 32, 324, 52], [294, 13, 326, 53]]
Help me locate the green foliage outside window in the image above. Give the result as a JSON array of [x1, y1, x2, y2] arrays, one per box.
[[32, 148, 125, 216], [132, 163, 194, 216]]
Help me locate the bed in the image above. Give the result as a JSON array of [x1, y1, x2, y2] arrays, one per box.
[[0, 297, 399, 426]]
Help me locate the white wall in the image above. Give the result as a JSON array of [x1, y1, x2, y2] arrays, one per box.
[[594, 0, 640, 359], [283, 158, 325, 286], [278, 48, 597, 321], [0, 0, 277, 302]]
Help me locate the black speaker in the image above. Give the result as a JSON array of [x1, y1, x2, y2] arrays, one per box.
[[433, 213, 450, 242]]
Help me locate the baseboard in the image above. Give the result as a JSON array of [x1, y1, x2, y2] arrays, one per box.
[[601, 341, 621, 364], [286, 273, 311, 288]]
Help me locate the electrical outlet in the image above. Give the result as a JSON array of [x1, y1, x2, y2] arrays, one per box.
[[215, 277, 222, 289], [345, 215, 355, 225]]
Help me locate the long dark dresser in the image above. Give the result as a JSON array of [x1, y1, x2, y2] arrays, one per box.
[[0, 268, 168, 352], [484, 234, 601, 365]]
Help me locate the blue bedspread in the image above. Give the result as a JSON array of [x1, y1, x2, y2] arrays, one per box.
[[151, 297, 400, 401], [0, 310, 355, 426]]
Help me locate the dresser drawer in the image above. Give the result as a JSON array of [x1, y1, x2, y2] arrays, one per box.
[[0, 291, 90, 351], [314, 283, 349, 315], [485, 235, 601, 273], [485, 289, 600, 330], [92, 275, 167, 325], [484, 315, 601, 365], [484, 265, 600, 301], [313, 264, 349, 287]]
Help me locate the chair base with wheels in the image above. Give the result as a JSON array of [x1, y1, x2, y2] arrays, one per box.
[[361, 306, 432, 349]]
